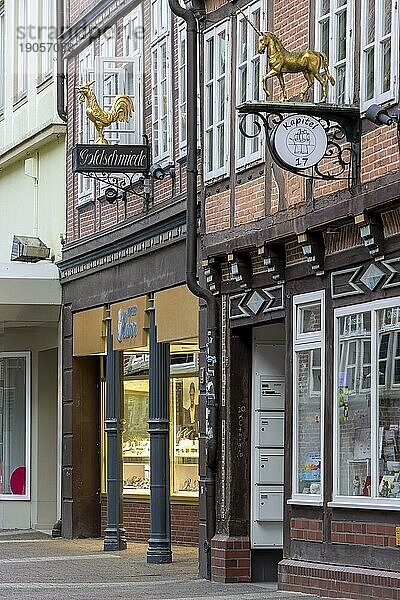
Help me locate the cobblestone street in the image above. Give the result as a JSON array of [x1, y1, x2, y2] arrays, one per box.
[[0, 532, 323, 600]]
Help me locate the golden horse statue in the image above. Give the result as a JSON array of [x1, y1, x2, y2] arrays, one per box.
[[237, 8, 335, 102], [76, 81, 134, 145]]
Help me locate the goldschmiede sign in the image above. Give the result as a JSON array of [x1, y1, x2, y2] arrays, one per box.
[[72, 144, 150, 174]]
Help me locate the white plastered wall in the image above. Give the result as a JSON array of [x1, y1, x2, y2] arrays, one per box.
[[0, 325, 58, 531]]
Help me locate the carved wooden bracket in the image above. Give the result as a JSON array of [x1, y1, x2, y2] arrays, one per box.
[[227, 252, 252, 290], [354, 213, 385, 259], [257, 243, 285, 282], [297, 232, 325, 276], [202, 257, 222, 296]]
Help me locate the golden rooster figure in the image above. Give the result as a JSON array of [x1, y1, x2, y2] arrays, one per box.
[[237, 8, 335, 102], [76, 81, 134, 145]]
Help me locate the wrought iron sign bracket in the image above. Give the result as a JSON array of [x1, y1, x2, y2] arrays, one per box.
[[237, 101, 361, 193]]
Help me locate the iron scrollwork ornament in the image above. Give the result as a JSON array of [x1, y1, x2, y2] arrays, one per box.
[[238, 105, 361, 191]]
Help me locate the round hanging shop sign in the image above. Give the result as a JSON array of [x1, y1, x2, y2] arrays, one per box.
[[272, 114, 327, 169]]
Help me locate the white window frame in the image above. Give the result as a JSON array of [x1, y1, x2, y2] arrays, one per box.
[[123, 6, 144, 145], [177, 19, 201, 157], [331, 296, 400, 509], [204, 20, 231, 181], [360, 0, 399, 110], [0, 352, 31, 501], [235, 1, 266, 168], [78, 45, 95, 202], [16, 0, 28, 99], [151, 0, 172, 163], [314, 0, 355, 104], [178, 20, 187, 155], [0, 2, 4, 113], [94, 56, 139, 145], [151, 0, 168, 39], [39, 0, 54, 83], [289, 291, 325, 506]]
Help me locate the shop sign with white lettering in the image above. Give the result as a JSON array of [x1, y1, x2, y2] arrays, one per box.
[[72, 144, 150, 174]]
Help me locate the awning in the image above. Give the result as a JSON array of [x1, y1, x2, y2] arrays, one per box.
[[0, 261, 61, 324]]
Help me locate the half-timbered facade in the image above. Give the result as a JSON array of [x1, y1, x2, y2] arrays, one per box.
[[60, 0, 400, 595]]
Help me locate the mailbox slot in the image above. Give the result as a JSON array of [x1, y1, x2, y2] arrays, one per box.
[[256, 412, 284, 447], [256, 486, 284, 521], [259, 377, 285, 410], [257, 450, 284, 485]]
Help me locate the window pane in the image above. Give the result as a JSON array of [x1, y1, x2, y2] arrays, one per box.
[[0, 357, 27, 496], [335, 64, 346, 104], [320, 0, 330, 16], [381, 39, 391, 93], [337, 313, 371, 496], [218, 30, 226, 75], [296, 349, 322, 495], [383, 0, 392, 35], [240, 19, 247, 63], [123, 377, 150, 494], [172, 377, 199, 496], [320, 19, 330, 57], [336, 10, 347, 61], [366, 0, 375, 44], [377, 310, 400, 498], [365, 47, 375, 100], [298, 303, 322, 334]]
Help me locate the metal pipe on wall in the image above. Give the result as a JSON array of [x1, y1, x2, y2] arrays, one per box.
[[56, 0, 67, 122], [167, 0, 220, 579]]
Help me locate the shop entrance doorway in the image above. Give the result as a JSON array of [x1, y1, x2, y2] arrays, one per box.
[[251, 323, 285, 581]]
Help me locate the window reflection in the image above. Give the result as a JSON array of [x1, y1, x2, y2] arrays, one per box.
[[337, 313, 371, 496]]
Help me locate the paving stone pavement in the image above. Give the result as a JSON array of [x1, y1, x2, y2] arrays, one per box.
[[0, 532, 324, 600]]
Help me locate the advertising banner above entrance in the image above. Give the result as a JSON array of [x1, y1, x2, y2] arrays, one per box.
[[110, 296, 149, 351], [155, 285, 199, 343]]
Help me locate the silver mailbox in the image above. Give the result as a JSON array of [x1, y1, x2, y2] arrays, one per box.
[[259, 377, 285, 411], [257, 450, 284, 485], [256, 412, 284, 447], [256, 486, 284, 521]]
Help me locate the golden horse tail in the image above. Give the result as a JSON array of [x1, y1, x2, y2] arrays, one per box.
[[110, 95, 134, 123], [320, 52, 335, 86]]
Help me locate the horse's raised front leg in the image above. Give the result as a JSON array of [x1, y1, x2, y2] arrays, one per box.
[[299, 72, 314, 100], [262, 69, 279, 97], [315, 72, 328, 102]]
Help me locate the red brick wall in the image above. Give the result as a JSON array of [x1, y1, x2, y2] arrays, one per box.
[[279, 559, 400, 600], [290, 518, 323, 542], [211, 535, 251, 583], [331, 521, 398, 548], [101, 498, 199, 546]]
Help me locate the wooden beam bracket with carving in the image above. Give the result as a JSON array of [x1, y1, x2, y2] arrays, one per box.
[[202, 257, 222, 296], [227, 252, 252, 290], [354, 213, 385, 259], [257, 243, 286, 282], [297, 232, 325, 276]]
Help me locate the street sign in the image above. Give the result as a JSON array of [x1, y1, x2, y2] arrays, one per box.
[[272, 114, 327, 170], [72, 144, 151, 174]]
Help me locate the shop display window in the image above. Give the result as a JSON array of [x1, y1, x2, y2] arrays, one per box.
[[295, 349, 322, 495], [172, 377, 199, 496], [0, 353, 30, 499], [292, 291, 325, 501], [334, 301, 400, 502], [102, 353, 199, 499], [336, 312, 371, 496]]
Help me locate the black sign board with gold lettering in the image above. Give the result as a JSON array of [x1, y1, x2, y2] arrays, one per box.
[[72, 144, 150, 174]]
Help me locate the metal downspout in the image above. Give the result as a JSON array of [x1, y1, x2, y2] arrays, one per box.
[[56, 0, 67, 122], [168, 0, 219, 579]]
